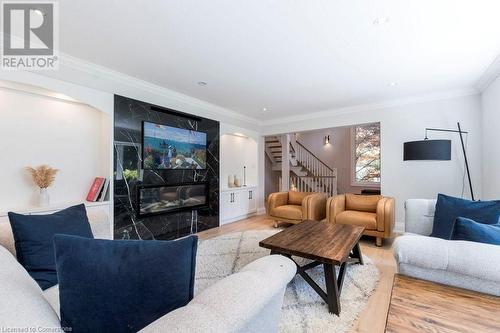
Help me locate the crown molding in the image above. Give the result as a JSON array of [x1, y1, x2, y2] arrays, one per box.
[[57, 53, 261, 127], [6, 47, 481, 131], [1, 33, 492, 130], [260, 87, 479, 127], [476, 53, 500, 92], [0, 84, 87, 106]]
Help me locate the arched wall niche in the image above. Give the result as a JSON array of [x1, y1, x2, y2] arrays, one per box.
[[0, 79, 113, 215]]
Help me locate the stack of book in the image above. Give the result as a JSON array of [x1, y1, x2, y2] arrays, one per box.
[[86, 177, 110, 202]]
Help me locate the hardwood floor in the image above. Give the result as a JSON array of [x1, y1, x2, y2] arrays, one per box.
[[197, 214, 397, 333], [386, 275, 500, 333]]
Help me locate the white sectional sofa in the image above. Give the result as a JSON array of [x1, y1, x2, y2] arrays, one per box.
[[0, 218, 296, 332], [393, 199, 500, 296]]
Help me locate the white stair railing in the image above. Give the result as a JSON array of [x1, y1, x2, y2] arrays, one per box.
[[292, 176, 337, 197], [294, 141, 336, 178], [279, 176, 337, 197], [275, 137, 338, 196]]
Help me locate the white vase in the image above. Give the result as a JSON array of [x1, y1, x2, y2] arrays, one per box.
[[39, 188, 50, 207], [228, 175, 234, 188]]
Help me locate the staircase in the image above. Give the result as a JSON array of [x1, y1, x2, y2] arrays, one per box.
[[265, 136, 307, 176], [265, 135, 337, 196]]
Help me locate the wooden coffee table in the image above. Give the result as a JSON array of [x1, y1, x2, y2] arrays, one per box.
[[386, 275, 500, 333], [259, 220, 365, 315]]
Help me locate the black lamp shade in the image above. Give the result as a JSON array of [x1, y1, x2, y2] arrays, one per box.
[[403, 139, 451, 161]]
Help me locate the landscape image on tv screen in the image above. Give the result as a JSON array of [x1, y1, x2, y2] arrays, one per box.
[[143, 121, 207, 170]]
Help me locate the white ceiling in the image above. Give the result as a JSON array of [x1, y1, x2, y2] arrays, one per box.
[[59, 0, 500, 121]]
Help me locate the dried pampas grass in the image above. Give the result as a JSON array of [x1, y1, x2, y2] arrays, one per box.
[[26, 165, 59, 189]]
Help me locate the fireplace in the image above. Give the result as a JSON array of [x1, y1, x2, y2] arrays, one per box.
[[137, 182, 208, 217]]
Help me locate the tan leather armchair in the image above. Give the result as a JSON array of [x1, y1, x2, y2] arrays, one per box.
[[267, 191, 327, 227], [326, 194, 395, 246]]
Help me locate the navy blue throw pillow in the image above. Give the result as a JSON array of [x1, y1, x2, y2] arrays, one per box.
[[451, 217, 500, 245], [54, 234, 198, 333], [8, 204, 93, 290], [431, 194, 500, 240]]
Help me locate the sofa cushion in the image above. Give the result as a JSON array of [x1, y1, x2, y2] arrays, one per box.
[[288, 191, 311, 205], [393, 234, 500, 295], [0, 245, 61, 328], [0, 214, 111, 259], [8, 204, 94, 290], [451, 217, 500, 245], [336, 211, 377, 230], [271, 205, 302, 221], [0, 220, 16, 256], [141, 255, 296, 333], [43, 285, 60, 318], [345, 194, 381, 213], [54, 234, 198, 333], [431, 194, 500, 240], [404, 199, 437, 236]]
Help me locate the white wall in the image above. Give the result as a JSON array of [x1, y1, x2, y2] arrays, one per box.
[[481, 75, 500, 200], [263, 94, 483, 231], [0, 87, 110, 210]]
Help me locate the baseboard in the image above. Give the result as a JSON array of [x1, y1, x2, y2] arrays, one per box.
[[257, 207, 266, 215], [220, 211, 258, 225]]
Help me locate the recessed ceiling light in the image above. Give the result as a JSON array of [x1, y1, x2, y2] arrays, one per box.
[[388, 82, 398, 87], [197, 81, 207, 86], [262, 107, 268, 111], [33, 9, 44, 17], [373, 17, 390, 25]]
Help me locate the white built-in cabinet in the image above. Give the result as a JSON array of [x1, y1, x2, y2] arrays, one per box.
[[220, 186, 257, 224]]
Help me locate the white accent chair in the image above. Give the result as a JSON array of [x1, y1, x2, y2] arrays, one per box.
[[393, 199, 500, 296]]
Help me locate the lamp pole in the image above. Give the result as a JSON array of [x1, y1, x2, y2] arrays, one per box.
[[423, 122, 474, 201], [457, 122, 474, 201]]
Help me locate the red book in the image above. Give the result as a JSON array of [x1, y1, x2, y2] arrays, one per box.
[[86, 177, 105, 202]]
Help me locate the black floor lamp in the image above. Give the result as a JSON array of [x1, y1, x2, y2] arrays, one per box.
[[403, 122, 474, 201]]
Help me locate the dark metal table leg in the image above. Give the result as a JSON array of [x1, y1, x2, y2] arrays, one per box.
[[351, 242, 364, 265], [337, 262, 347, 294], [324, 263, 341, 315], [268, 250, 360, 316]]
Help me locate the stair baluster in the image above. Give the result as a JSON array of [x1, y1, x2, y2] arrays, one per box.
[[269, 136, 338, 197]]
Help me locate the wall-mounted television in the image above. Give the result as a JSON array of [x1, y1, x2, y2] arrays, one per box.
[[142, 121, 207, 170]]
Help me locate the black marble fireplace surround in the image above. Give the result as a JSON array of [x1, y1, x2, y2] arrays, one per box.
[[113, 95, 220, 240]]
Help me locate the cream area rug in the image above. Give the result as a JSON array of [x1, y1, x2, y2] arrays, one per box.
[[195, 230, 380, 333]]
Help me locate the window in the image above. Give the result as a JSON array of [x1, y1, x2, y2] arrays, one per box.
[[352, 123, 381, 185]]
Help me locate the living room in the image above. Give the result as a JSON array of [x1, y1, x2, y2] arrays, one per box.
[[1, 1, 499, 332]]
